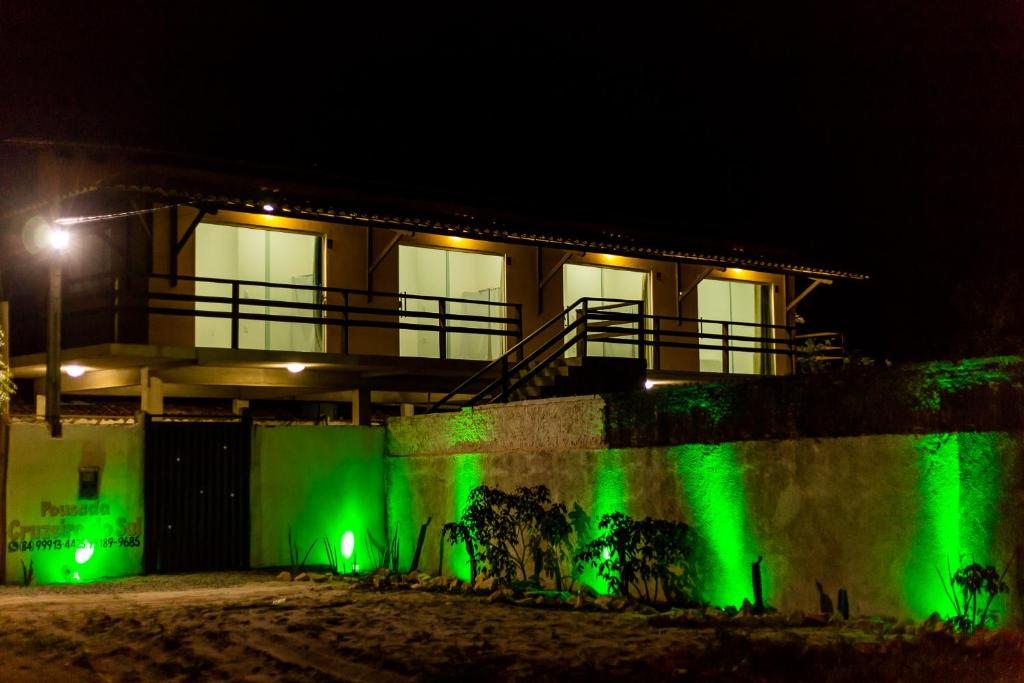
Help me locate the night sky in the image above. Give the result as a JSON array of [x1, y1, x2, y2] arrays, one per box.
[[3, 4, 1023, 361]]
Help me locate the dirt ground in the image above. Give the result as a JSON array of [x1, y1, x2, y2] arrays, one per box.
[[0, 572, 1022, 682]]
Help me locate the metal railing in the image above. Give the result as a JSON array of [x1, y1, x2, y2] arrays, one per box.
[[427, 298, 802, 412], [61, 272, 524, 359]]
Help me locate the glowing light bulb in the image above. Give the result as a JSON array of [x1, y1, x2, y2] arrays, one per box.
[[285, 363, 305, 374], [63, 365, 87, 378], [262, 203, 275, 212], [644, 379, 654, 390], [72, 572, 81, 581], [48, 229, 70, 251], [341, 531, 355, 560], [75, 540, 94, 564]]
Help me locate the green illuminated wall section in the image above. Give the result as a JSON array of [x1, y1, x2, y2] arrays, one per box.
[[671, 443, 763, 608], [250, 426, 386, 570], [582, 449, 629, 594], [4, 423, 145, 585], [448, 453, 483, 580], [906, 432, 1007, 618]]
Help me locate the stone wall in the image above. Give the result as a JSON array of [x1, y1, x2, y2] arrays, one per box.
[[386, 368, 1024, 624]]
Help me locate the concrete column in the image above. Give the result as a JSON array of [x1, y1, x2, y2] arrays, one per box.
[[400, 403, 415, 417], [35, 395, 46, 417], [352, 388, 372, 426], [140, 368, 164, 415], [231, 399, 250, 415]]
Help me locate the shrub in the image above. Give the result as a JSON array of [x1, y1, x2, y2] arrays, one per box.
[[442, 484, 573, 588], [575, 512, 703, 605], [938, 558, 1010, 634]]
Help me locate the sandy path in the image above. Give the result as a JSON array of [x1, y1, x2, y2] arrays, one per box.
[[0, 573, 1022, 682]]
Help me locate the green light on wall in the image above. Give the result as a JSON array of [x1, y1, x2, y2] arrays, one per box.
[[906, 433, 1006, 618], [583, 449, 629, 595], [447, 409, 494, 449], [449, 453, 482, 580], [672, 443, 762, 607]]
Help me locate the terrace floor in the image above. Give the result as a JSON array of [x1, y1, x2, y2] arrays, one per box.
[[0, 572, 1021, 682]]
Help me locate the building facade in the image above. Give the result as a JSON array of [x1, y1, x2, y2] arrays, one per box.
[[0, 141, 865, 422]]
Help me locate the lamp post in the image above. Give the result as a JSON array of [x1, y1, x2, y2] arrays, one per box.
[[45, 227, 69, 438]]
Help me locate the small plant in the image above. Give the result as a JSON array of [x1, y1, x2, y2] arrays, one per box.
[[442, 485, 573, 589], [575, 512, 703, 606], [937, 557, 1010, 634], [323, 536, 339, 575], [20, 558, 33, 586], [0, 326, 15, 403], [287, 526, 317, 577], [365, 527, 400, 573]]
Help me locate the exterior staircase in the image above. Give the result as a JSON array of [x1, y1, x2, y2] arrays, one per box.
[[510, 356, 645, 401]]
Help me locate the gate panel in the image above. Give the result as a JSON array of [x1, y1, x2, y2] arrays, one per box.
[[144, 418, 251, 572]]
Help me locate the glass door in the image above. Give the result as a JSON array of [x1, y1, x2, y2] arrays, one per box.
[[562, 263, 647, 358], [697, 278, 772, 374], [195, 223, 323, 352], [398, 245, 505, 360]]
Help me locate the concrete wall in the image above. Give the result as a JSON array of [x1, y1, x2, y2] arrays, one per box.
[[4, 422, 144, 585], [386, 396, 1024, 624], [250, 424, 386, 570]]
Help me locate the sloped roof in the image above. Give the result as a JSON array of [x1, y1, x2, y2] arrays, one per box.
[[4, 139, 868, 280]]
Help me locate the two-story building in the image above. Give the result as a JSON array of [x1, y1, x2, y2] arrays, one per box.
[[1, 140, 865, 424]]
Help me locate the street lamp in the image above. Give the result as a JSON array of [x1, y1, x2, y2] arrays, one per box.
[[45, 225, 69, 438]]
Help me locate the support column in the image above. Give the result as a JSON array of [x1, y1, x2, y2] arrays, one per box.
[[45, 259, 62, 438], [231, 399, 250, 415], [400, 403, 415, 418], [140, 368, 164, 415], [351, 388, 372, 426]]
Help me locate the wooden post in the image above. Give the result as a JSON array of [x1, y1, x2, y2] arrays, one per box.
[[438, 299, 447, 360]]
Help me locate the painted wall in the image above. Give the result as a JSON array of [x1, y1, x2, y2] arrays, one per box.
[[386, 400, 1024, 624], [151, 208, 790, 374], [250, 425, 386, 570], [4, 422, 144, 585]]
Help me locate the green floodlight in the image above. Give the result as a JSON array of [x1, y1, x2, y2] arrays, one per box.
[[341, 531, 355, 560], [75, 540, 94, 565]]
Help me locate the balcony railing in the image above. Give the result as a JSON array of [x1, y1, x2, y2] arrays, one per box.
[[58, 272, 523, 359]]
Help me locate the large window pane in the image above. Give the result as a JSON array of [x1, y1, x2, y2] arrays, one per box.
[[697, 279, 771, 374], [399, 245, 505, 360], [195, 223, 322, 352], [563, 263, 646, 358]]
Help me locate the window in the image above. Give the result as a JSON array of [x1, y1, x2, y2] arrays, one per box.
[[194, 223, 323, 352], [398, 245, 505, 360], [697, 278, 773, 374], [563, 263, 648, 358]]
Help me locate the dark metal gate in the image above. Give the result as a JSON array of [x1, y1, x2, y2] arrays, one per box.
[[143, 418, 251, 573]]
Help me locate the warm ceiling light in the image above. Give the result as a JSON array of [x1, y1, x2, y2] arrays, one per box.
[[285, 363, 306, 374], [262, 202, 275, 212], [63, 365, 87, 378], [729, 268, 744, 274], [48, 228, 71, 251]]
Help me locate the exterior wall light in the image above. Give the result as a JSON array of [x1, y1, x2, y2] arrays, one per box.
[[63, 365, 87, 378], [341, 530, 355, 561], [285, 363, 306, 374], [644, 379, 654, 390], [47, 228, 71, 251], [75, 540, 94, 564]]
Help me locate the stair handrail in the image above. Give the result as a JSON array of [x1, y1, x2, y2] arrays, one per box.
[[427, 297, 640, 413]]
